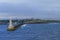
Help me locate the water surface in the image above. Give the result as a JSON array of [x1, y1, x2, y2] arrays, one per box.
[[0, 23, 60, 40]]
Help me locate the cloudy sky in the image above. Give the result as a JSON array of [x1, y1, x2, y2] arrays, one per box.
[[0, 0, 60, 19]]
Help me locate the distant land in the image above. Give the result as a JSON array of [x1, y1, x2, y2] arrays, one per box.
[[0, 18, 60, 25]]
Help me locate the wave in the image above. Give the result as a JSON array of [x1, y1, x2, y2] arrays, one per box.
[[21, 24, 27, 28], [48, 23, 59, 24]]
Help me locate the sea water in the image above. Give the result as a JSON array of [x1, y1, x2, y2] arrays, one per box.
[[0, 23, 60, 40]]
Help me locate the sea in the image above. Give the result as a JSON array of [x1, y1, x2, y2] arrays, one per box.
[[0, 23, 60, 40]]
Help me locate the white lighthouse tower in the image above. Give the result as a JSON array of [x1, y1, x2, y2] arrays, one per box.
[[7, 17, 14, 31]]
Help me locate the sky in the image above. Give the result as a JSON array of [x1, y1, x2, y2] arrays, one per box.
[[0, 0, 60, 19]]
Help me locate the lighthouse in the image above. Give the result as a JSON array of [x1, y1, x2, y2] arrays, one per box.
[[7, 18, 15, 31]]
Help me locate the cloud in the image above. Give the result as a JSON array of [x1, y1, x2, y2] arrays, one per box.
[[32, 0, 60, 11], [0, 0, 60, 19], [0, 0, 31, 3]]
